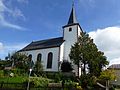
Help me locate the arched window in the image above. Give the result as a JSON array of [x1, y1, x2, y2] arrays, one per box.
[[37, 53, 42, 62], [28, 54, 34, 68], [28, 54, 32, 61], [47, 52, 53, 69]]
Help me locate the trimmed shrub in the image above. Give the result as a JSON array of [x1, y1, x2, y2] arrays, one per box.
[[61, 60, 73, 72]]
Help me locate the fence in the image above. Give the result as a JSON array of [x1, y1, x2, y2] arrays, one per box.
[[0, 82, 76, 90], [0, 83, 24, 90]]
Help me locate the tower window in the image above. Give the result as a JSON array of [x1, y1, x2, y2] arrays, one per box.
[[69, 28, 72, 32]]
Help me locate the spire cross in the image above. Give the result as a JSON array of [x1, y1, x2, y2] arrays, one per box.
[[72, 0, 74, 7]]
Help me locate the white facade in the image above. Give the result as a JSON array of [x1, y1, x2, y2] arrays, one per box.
[[21, 47, 60, 72], [63, 24, 82, 61]]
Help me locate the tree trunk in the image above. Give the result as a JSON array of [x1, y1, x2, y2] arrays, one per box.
[[77, 64, 79, 77], [106, 80, 109, 90], [83, 61, 86, 75]]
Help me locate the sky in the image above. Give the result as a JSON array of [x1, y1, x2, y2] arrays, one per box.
[[0, 0, 120, 65]]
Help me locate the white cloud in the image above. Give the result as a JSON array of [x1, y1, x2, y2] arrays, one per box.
[[0, 43, 27, 59], [12, 8, 26, 21], [89, 26, 120, 65], [0, 0, 26, 30], [0, 42, 3, 50], [0, 15, 26, 30], [110, 57, 120, 65], [17, 0, 28, 4]]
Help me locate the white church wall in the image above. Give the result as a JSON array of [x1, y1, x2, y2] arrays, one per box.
[[59, 43, 64, 62], [77, 26, 82, 37], [63, 25, 82, 76], [63, 25, 81, 61], [21, 47, 60, 72]]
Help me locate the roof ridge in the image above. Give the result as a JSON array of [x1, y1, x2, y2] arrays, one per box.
[[19, 37, 64, 51], [32, 37, 63, 43]]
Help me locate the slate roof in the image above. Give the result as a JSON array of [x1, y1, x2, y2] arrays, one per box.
[[108, 64, 120, 69], [19, 37, 64, 51], [67, 6, 78, 25]]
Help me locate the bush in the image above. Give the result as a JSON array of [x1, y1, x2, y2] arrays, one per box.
[[110, 86, 115, 90], [76, 85, 83, 90], [0, 70, 4, 77], [42, 72, 62, 82], [11, 68, 27, 76], [3, 70, 10, 76], [54, 73, 62, 83], [61, 60, 73, 72], [80, 74, 97, 89], [64, 80, 76, 87], [3, 68, 27, 77], [28, 76, 51, 87]]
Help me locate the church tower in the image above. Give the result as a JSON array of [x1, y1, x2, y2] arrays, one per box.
[[62, 5, 83, 61]]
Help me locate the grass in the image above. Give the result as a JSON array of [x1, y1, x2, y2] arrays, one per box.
[[0, 76, 27, 83], [0, 76, 28, 89]]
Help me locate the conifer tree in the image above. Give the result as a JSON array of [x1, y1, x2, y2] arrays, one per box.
[[69, 32, 109, 77]]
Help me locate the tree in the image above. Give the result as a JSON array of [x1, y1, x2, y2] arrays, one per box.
[[99, 69, 116, 90], [80, 74, 97, 89], [69, 32, 109, 77], [61, 60, 73, 72], [87, 51, 109, 76], [91, 51, 108, 76], [34, 59, 43, 75], [69, 42, 82, 76], [10, 52, 30, 71]]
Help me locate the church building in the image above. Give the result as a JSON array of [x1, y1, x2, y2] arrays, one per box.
[[19, 5, 83, 75]]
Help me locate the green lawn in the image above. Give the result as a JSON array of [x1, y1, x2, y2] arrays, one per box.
[[0, 76, 27, 83], [0, 76, 28, 89]]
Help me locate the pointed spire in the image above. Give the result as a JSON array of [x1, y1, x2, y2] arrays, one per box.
[[67, 1, 78, 25]]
